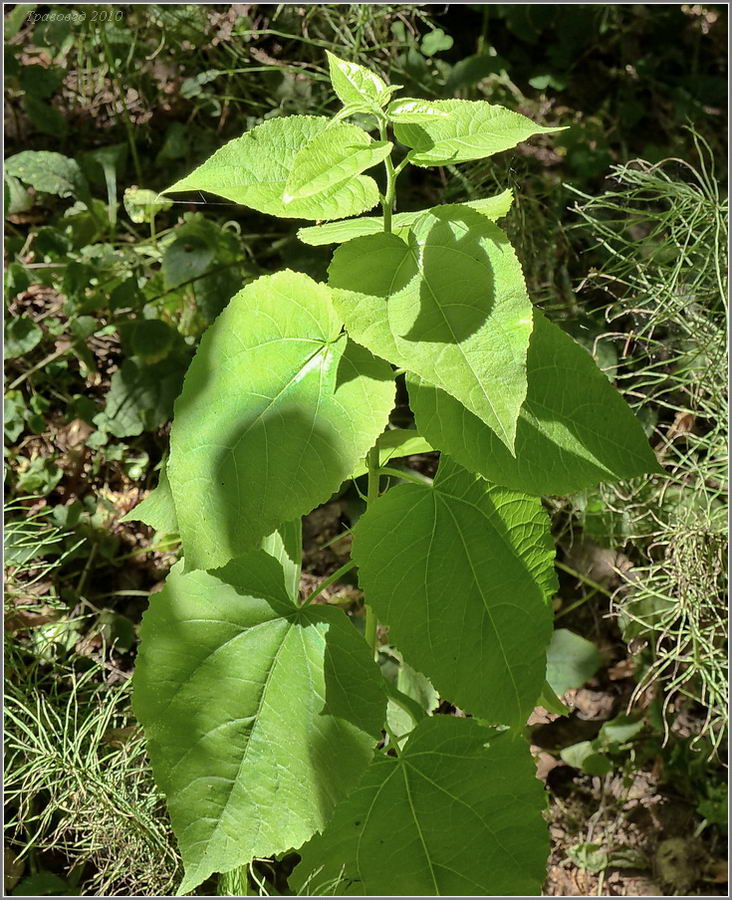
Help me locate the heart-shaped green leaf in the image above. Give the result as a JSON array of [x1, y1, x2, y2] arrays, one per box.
[[168, 269, 394, 571], [134, 554, 385, 895], [329, 205, 532, 450], [292, 716, 548, 896], [352, 456, 555, 727]]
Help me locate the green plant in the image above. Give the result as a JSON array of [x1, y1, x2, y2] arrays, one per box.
[[126, 51, 659, 895], [569, 137, 728, 754]]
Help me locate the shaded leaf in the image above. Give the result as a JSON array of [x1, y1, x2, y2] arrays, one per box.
[[560, 741, 612, 776], [409, 309, 662, 495], [293, 717, 548, 896], [121, 460, 178, 534], [134, 555, 385, 895], [349, 428, 434, 480], [352, 456, 555, 726], [5, 316, 42, 359], [4, 151, 91, 204], [329, 205, 532, 449], [546, 628, 601, 696]]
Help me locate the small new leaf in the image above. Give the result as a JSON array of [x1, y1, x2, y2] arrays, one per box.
[[326, 50, 387, 109], [284, 124, 392, 201]]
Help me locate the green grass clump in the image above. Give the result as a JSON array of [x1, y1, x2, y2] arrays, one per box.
[[569, 132, 728, 754], [4, 502, 180, 896], [4, 661, 181, 896]]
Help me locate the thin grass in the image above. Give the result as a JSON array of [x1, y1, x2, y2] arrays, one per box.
[[4, 500, 181, 895], [4, 656, 181, 896], [569, 131, 728, 755]]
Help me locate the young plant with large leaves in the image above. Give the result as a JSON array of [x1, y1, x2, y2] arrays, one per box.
[[128, 52, 660, 896]]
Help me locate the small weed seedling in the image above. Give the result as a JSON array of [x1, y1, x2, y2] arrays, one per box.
[[127, 52, 660, 895]]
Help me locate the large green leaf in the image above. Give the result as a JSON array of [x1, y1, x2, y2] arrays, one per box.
[[164, 117, 380, 221], [297, 189, 514, 246], [408, 310, 662, 495], [329, 205, 532, 449], [352, 456, 555, 727], [284, 124, 391, 201], [168, 270, 394, 572], [393, 98, 565, 166], [134, 554, 385, 895], [326, 50, 388, 109], [292, 716, 548, 896]]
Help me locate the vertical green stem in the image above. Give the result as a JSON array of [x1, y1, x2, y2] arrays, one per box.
[[363, 445, 381, 657], [379, 120, 397, 234], [100, 27, 143, 182]]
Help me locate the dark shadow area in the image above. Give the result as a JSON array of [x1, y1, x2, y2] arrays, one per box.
[[403, 204, 504, 343]]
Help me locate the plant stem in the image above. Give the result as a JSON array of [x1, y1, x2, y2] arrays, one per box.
[[300, 559, 357, 608], [100, 28, 142, 182], [363, 445, 381, 657], [555, 559, 612, 598], [376, 466, 432, 486], [384, 722, 403, 755], [379, 120, 397, 233]]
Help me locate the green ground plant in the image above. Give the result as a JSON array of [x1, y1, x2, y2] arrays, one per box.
[[5, 6, 727, 897], [125, 51, 660, 895], [569, 137, 728, 755], [3, 500, 180, 896]]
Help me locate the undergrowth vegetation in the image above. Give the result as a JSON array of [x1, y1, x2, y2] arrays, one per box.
[[4, 4, 728, 897], [570, 138, 728, 754]]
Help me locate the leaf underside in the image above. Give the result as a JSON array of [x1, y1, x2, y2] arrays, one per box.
[[292, 716, 549, 896], [353, 455, 555, 727]]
